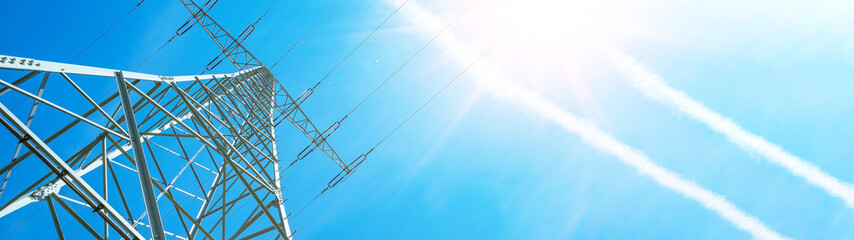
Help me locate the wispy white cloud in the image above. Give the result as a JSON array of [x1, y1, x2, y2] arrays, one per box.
[[484, 77, 787, 240], [386, 0, 788, 239], [610, 52, 854, 210]]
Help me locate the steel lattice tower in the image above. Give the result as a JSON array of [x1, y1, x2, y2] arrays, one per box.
[[0, 0, 358, 239]]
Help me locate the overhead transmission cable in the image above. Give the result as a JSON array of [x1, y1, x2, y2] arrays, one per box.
[[135, 0, 222, 71], [288, 1, 517, 221], [270, 0, 346, 69], [235, 0, 282, 44], [0, 205, 45, 240], [293, 23, 513, 222], [7, 0, 146, 112], [337, 0, 476, 122], [345, 26, 515, 179], [279, 0, 475, 172], [69, 0, 147, 63], [278, 0, 410, 106]]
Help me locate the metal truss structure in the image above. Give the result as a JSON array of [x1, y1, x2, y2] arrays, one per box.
[[0, 0, 361, 239]]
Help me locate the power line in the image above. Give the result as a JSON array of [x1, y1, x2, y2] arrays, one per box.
[[69, 0, 146, 63], [311, 0, 409, 85], [135, 0, 221, 71], [254, 0, 281, 26], [234, 0, 281, 43], [270, 0, 346, 69], [275, 0, 410, 106], [133, 25, 185, 71], [7, 0, 147, 113], [338, 0, 477, 123], [290, 7, 516, 221], [135, 36, 175, 71], [278, 0, 473, 173], [1, 205, 45, 240], [370, 28, 515, 151]]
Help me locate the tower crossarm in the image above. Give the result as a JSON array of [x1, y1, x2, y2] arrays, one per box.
[[179, 0, 350, 172]]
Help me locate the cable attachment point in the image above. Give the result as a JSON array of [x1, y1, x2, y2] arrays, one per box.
[[57, 169, 69, 178], [236, 25, 256, 43], [205, 53, 225, 71], [176, 19, 195, 36], [327, 172, 345, 188], [295, 88, 313, 106], [18, 134, 30, 143], [92, 204, 105, 213]]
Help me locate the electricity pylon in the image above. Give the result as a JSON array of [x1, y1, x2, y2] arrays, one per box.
[[0, 0, 354, 239]]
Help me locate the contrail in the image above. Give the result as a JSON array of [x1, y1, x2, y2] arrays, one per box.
[[387, 0, 788, 239], [610, 52, 854, 210], [481, 75, 786, 240]]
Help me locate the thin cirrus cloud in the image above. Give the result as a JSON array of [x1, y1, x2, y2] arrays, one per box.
[[610, 52, 854, 211], [386, 0, 789, 239]]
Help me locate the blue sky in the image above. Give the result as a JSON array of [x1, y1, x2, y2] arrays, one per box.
[[2, 0, 854, 239]]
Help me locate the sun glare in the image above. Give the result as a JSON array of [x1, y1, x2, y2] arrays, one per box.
[[436, 0, 647, 111]]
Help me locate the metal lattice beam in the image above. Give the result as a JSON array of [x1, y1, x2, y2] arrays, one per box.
[[0, 52, 336, 239], [0, 0, 362, 238]]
